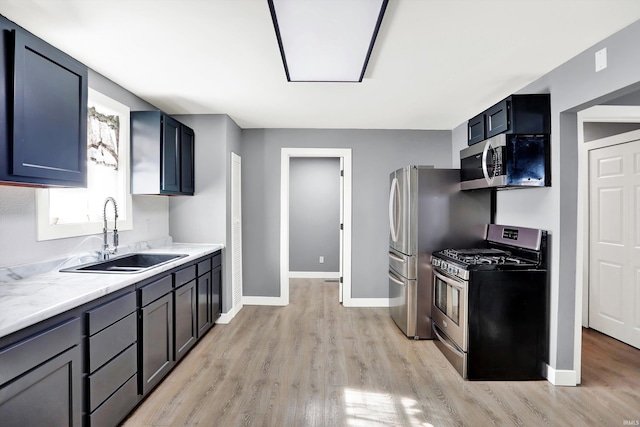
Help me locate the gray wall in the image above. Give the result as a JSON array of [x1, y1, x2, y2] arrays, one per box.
[[583, 121, 640, 142], [169, 114, 241, 313], [240, 128, 452, 298], [450, 19, 640, 371], [289, 157, 340, 272], [0, 69, 167, 268]]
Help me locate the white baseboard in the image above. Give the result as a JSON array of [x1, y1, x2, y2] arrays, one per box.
[[546, 364, 578, 386], [344, 298, 390, 308], [289, 271, 340, 279], [242, 296, 288, 306], [216, 303, 243, 324]]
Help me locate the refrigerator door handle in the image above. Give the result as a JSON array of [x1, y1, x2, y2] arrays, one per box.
[[389, 177, 400, 243], [388, 270, 405, 286], [388, 251, 405, 263]]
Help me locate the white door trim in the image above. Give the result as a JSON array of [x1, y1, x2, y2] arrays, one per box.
[[575, 105, 640, 385], [280, 148, 353, 306]]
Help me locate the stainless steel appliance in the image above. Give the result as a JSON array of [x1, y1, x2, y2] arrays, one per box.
[[431, 224, 548, 380], [460, 133, 550, 190], [388, 166, 494, 339]]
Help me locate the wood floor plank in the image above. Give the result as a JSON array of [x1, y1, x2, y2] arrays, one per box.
[[122, 278, 640, 427]]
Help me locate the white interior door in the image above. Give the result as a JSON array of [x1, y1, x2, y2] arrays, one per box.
[[231, 152, 243, 312], [589, 138, 640, 349]]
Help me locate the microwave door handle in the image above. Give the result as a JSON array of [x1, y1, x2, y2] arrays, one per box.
[[481, 139, 495, 186], [389, 177, 400, 243]]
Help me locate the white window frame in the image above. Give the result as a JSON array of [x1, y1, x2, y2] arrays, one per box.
[[36, 88, 133, 241]]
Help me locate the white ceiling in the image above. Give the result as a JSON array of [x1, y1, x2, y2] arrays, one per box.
[[2, 0, 640, 130]]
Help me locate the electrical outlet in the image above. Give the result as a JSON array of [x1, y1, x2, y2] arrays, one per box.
[[319, 256, 324, 264], [595, 47, 607, 72]]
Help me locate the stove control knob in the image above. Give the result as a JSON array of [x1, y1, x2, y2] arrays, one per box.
[[432, 259, 440, 267], [441, 262, 448, 271], [448, 265, 458, 275]]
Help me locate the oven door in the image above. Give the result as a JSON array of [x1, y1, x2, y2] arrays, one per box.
[[431, 267, 468, 351]]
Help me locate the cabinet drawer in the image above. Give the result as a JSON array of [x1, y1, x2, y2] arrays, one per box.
[[88, 313, 136, 372], [87, 292, 136, 336], [175, 265, 196, 288], [211, 252, 222, 268], [140, 275, 173, 306], [88, 344, 137, 412], [88, 375, 138, 427], [197, 258, 211, 276], [0, 317, 80, 385]]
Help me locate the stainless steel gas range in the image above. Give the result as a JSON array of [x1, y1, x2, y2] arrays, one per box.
[[430, 224, 548, 380]]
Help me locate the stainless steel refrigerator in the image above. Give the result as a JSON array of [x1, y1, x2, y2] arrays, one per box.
[[388, 166, 494, 339]]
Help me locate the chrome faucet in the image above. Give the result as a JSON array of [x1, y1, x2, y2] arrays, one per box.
[[101, 197, 119, 260]]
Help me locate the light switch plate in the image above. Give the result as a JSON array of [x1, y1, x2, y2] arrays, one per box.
[[595, 47, 607, 72]]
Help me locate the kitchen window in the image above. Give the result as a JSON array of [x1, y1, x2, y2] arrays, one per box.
[[36, 89, 132, 240]]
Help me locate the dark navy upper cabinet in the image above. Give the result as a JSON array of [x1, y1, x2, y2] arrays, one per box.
[[0, 15, 88, 187], [468, 94, 550, 145], [161, 115, 181, 193], [131, 111, 195, 195], [485, 98, 510, 138], [180, 126, 195, 194], [467, 113, 485, 145]]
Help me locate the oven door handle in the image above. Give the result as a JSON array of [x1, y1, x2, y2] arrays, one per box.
[[388, 270, 405, 286], [433, 325, 465, 358], [433, 269, 465, 290]]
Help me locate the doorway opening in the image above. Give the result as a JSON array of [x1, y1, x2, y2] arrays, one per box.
[[576, 105, 640, 384], [280, 148, 352, 306]]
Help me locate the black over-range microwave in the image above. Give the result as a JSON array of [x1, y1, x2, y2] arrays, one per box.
[[460, 133, 550, 190]]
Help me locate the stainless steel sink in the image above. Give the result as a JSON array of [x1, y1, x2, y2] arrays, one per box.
[[60, 253, 188, 274]]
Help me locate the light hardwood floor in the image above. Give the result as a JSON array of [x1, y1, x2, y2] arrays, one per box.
[[123, 279, 640, 426]]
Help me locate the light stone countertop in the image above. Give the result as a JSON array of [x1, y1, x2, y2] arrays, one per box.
[[0, 242, 223, 339]]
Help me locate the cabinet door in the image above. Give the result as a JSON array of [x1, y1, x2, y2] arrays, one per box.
[[161, 115, 181, 193], [180, 125, 195, 195], [485, 98, 511, 138], [140, 292, 174, 395], [197, 273, 213, 337], [9, 27, 88, 187], [0, 345, 82, 427], [174, 280, 197, 361], [211, 265, 222, 321], [467, 113, 485, 146]]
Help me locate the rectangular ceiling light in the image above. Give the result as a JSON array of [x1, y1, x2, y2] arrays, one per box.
[[268, 0, 389, 82]]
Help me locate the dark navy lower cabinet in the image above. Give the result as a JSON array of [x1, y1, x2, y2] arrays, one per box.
[[0, 15, 88, 187], [174, 278, 198, 361], [0, 318, 82, 427], [85, 292, 138, 427], [140, 279, 175, 395], [0, 252, 222, 427]]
